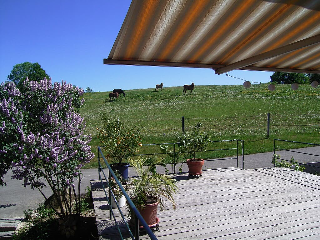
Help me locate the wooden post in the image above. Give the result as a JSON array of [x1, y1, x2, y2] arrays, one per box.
[[267, 113, 271, 138], [182, 116, 185, 133]]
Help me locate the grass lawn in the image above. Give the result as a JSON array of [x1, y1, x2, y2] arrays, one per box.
[[80, 84, 320, 168]]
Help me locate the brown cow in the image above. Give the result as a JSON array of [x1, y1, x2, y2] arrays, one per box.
[[155, 83, 163, 91], [183, 83, 194, 93], [109, 92, 119, 101]]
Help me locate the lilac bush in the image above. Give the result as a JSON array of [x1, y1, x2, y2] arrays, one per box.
[[0, 78, 94, 216], [0, 81, 23, 185]]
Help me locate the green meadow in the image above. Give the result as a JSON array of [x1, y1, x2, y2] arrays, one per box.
[[81, 84, 320, 168]]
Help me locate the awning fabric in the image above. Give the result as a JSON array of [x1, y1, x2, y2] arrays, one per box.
[[105, 0, 320, 74]]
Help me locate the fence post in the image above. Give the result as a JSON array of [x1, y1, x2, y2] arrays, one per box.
[[98, 148, 101, 180], [182, 116, 185, 132], [109, 174, 112, 220], [173, 143, 176, 174], [236, 140, 239, 168], [273, 139, 276, 167], [242, 140, 245, 170], [267, 113, 271, 138]]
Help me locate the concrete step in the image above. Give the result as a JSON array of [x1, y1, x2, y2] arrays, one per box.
[[90, 180, 132, 239], [0, 219, 21, 239]]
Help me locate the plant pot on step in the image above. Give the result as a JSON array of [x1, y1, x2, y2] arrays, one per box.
[[128, 157, 177, 232], [111, 195, 126, 209], [187, 158, 204, 176], [138, 202, 159, 227], [111, 163, 130, 180]]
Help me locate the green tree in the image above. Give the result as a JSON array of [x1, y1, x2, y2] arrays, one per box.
[[309, 73, 320, 83], [270, 72, 310, 84], [85, 87, 93, 93], [7, 62, 50, 89]]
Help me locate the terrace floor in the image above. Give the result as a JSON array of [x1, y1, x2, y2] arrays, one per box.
[[92, 167, 320, 240]]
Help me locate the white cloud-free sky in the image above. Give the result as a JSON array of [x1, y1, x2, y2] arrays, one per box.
[[0, 0, 273, 92]]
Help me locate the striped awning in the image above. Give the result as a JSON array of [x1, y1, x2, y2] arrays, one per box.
[[105, 0, 320, 74]]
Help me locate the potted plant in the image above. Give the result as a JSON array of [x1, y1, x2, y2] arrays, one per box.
[[98, 117, 142, 179], [127, 157, 177, 228], [109, 174, 127, 209], [178, 123, 210, 177], [160, 143, 184, 174]]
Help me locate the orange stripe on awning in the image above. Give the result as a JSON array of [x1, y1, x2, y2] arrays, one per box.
[[292, 51, 320, 69], [188, 0, 256, 64], [267, 48, 304, 68], [124, 0, 159, 59], [220, 3, 292, 64], [264, 10, 320, 53], [158, 0, 210, 61], [313, 63, 320, 70]]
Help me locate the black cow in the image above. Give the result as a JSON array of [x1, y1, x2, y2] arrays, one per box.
[[113, 89, 125, 97], [183, 83, 194, 93]]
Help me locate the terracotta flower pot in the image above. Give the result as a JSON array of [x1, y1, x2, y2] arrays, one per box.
[[138, 202, 159, 227], [187, 158, 204, 176]]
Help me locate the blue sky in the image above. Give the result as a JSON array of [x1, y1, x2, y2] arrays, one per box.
[[0, 0, 273, 92]]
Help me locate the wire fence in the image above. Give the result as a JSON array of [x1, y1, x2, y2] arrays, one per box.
[[139, 113, 320, 141], [133, 139, 245, 173]]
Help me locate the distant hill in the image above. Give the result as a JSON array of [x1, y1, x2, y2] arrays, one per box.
[[80, 84, 320, 167]]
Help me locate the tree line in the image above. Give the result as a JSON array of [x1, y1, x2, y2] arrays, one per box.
[[270, 72, 320, 84]]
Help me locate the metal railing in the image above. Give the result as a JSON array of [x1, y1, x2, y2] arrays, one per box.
[[207, 139, 245, 169], [97, 147, 157, 240], [135, 139, 245, 171]]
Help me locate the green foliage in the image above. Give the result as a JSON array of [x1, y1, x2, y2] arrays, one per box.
[[85, 87, 94, 93], [270, 72, 310, 84], [159, 123, 211, 166], [7, 62, 50, 89], [24, 204, 56, 222], [0, 78, 94, 219], [13, 204, 56, 240], [108, 171, 127, 200], [160, 143, 183, 165], [309, 73, 320, 83], [14, 187, 95, 240], [178, 123, 210, 160], [75, 186, 92, 213], [272, 154, 305, 172], [79, 198, 90, 213], [128, 157, 177, 210], [97, 117, 142, 164]]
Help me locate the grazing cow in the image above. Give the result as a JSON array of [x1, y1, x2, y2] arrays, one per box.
[[113, 89, 125, 97], [183, 83, 195, 93], [155, 83, 163, 91], [109, 92, 119, 101]]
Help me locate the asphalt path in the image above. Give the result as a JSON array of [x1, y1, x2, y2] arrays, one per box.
[[1, 146, 320, 220], [0, 168, 99, 220]]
